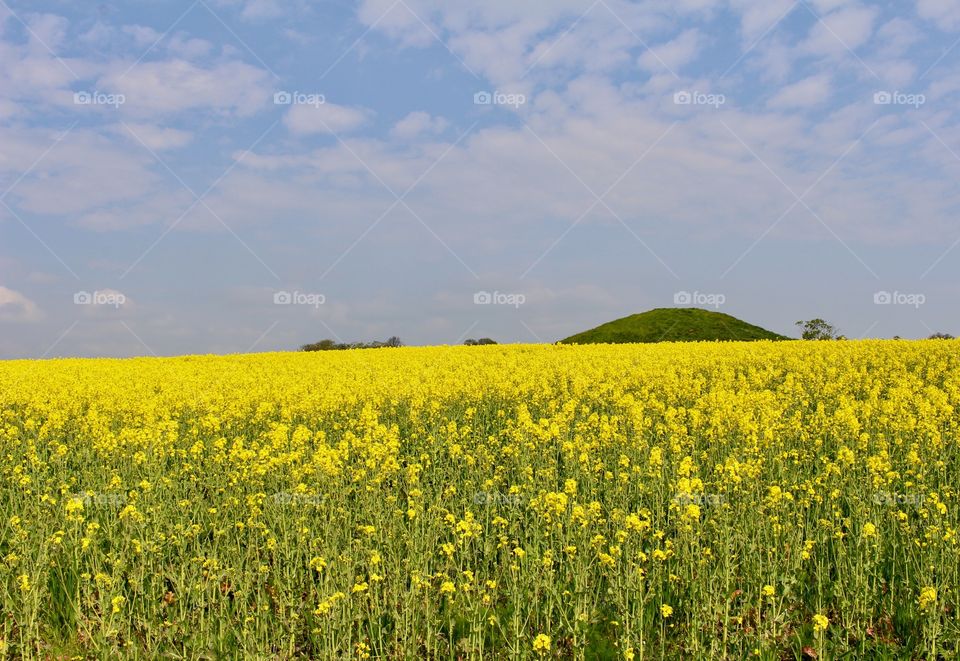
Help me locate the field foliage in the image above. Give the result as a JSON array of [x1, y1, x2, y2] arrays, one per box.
[[1, 341, 958, 658]]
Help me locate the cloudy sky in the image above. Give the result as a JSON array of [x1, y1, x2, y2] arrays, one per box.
[[1, 0, 959, 357]]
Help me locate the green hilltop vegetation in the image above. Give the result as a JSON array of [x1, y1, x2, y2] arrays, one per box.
[[560, 307, 789, 344]]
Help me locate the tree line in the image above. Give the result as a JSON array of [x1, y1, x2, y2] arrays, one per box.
[[300, 337, 498, 351]]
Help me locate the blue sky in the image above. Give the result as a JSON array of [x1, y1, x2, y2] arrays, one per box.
[[1, 0, 960, 357]]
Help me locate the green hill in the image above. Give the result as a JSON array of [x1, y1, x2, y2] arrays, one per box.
[[560, 308, 789, 344]]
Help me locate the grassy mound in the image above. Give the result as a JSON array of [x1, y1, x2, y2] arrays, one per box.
[[561, 307, 788, 344]]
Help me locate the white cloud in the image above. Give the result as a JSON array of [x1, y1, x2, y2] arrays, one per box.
[[212, 0, 293, 20], [165, 33, 215, 60], [768, 74, 833, 108], [390, 111, 449, 139], [100, 59, 270, 117], [916, 0, 960, 30], [802, 5, 878, 56], [24, 13, 70, 51], [209, 74, 960, 255], [122, 25, 164, 48], [357, 0, 670, 86], [639, 29, 702, 73], [74, 189, 195, 231], [0, 33, 89, 112], [729, 0, 799, 43], [283, 103, 372, 135], [0, 286, 41, 322], [115, 123, 193, 151], [746, 36, 796, 84], [0, 128, 164, 217], [26, 272, 60, 284], [875, 18, 922, 57], [810, 0, 856, 12], [240, 0, 285, 20]]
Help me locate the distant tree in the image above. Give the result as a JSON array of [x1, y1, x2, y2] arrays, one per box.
[[301, 339, 338, 352], [464, 338, 497, 345], [795, 319, 841, 341], [929, 332, 955, 339], [300, 337, 403, 351]]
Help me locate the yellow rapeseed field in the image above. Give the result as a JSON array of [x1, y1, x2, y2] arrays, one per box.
[[1, 340, 958, 658]]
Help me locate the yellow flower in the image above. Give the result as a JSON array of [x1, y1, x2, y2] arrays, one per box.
[[65, 497, 85, 517], [918, 586, 937, 611], [439, 581, 455, 595], [532, 633, 551, 654], [862, 522, 877, 538], [314, 591, 345, 616], [660, 604, 673, 618], [761, 585, 775, 598], [812, 613, 829, 632], [17, 574, 30, 592], [111, 596, 126, 613]]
